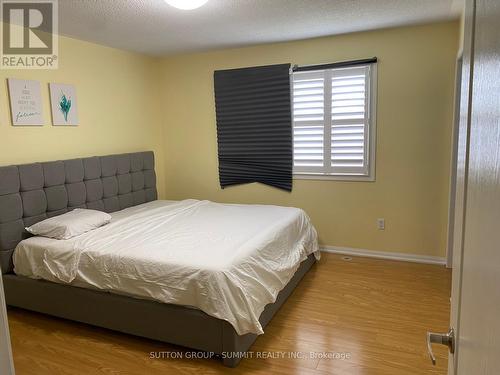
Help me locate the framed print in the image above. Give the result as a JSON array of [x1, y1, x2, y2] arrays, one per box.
[[7, 79, 44, 126], [49, 83, 79, 126]]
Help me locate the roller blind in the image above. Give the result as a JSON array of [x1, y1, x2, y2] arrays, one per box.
[[214, 64, 293, 191], [293, 64, 375, 176]]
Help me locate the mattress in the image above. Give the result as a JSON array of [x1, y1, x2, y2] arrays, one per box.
[[13, 199, 319, 335]]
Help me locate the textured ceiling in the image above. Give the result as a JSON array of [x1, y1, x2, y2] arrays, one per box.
[[58, 0, 462, 56]]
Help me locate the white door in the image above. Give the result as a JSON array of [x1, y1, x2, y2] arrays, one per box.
[[428, 0, 500, 373], [0, 271, 15, 375], [453, 0, 500, 372], [447, 0, 475, 371]]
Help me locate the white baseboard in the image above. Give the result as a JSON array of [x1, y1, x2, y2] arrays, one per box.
[[320, 245, 446, 265]]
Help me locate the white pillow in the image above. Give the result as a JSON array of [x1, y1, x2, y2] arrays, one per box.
[[25, 209, 111, 240]]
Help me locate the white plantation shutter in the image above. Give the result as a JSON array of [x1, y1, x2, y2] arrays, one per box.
[[292, 70, 325, 169], [293, 64, 376, 178]]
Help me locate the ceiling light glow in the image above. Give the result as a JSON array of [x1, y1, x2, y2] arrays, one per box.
[[164, 0, 209, 10]]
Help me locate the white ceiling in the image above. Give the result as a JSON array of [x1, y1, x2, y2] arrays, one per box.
[[58, 0, 463, 56]]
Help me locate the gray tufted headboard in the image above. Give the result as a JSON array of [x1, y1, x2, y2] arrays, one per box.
[[0, 151, 157, 274]]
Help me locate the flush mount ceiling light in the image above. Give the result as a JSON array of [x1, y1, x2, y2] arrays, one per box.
[[164, 0, 209, 10]]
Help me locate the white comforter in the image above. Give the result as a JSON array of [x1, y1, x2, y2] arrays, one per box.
[[14, 200, 319, 335]]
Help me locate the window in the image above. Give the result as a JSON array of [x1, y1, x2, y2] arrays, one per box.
[[292, 64, 377, 180]]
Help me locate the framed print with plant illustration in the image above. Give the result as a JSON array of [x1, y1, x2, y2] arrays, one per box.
[[7, 78, 44, 126], [49, 83, 79, 126]]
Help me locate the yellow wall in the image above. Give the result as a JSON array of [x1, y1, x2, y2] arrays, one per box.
[[160, 21, 459, 257], [0, 33, 166, 197], [0, 21, 459, 257]]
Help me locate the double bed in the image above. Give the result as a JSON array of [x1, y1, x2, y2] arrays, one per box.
[[0, 151, 319, 367]]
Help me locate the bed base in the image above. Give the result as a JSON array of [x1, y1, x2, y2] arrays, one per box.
[[3, 254, 316, 367]]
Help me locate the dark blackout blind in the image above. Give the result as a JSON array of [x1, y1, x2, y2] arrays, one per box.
[[214, 63, 293, 191]]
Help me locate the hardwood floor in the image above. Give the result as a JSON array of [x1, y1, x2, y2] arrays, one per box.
[[7, 253, 451, 374]]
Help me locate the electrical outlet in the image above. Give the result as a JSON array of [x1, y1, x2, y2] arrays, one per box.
[[377, 218, 385, 230]]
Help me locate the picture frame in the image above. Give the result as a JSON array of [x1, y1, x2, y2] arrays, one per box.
[[49, 83, 79, 126], [7, 78, 44, 126]]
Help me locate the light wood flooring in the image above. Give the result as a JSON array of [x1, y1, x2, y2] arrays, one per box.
[[7, 253, 451, 374]]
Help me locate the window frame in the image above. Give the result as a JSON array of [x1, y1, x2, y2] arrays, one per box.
[[292, 63, 377, 182]]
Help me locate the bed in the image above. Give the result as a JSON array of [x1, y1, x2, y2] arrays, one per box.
[[0, 151, 319, 367]]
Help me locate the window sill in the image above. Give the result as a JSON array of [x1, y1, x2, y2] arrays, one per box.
[[293, 173, 375, 182]]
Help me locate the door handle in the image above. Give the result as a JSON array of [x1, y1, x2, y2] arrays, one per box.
[[426, 328, 455, 365]]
